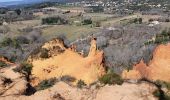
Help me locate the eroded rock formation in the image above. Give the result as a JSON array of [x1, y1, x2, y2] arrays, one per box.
[[29, 38, 105, 85], [122, 43, 170, 82], [0, 57, 27, 96], [0, 81, 157, 100]]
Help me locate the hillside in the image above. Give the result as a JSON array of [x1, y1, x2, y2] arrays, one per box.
[[123, 43, 170, 82]]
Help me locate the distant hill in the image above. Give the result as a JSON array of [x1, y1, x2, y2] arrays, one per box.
[[0, 0, 43, 7], [0, 0, 79, 7]]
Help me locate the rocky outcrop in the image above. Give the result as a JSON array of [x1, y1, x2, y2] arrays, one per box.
[[95, 82, 156, 100], [122, 43, 170, 82], [29, 38, 105, 85], [0, 81, 157, 100]]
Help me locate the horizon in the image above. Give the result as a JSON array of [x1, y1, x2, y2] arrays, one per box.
[[0, 0, 49, 2]]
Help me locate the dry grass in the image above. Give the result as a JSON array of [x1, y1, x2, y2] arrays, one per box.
[[42, 25, 98, 41]]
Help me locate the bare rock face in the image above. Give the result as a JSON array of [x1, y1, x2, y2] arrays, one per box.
[[0, 82, 157, 100], [122, 70, 142, 80], [95, 82, 156, 100], [122, 43, 170, 82], [0, 81, 96, 100], [29, 38, 106, 85]]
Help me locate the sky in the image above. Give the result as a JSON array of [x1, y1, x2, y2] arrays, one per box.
[[0, 0, 23, 2]]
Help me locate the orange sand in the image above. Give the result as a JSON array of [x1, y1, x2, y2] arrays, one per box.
[[29, 38, 105, 85]]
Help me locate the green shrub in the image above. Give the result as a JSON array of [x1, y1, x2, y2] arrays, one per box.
[[99, 70, 123, 85], [153, 80, 170, 100], [134, 18, 138, 23], [94, 21, 101, 27], [82, 18, 92, 25], [133, 18, 142, 24], [145, 29, 170, 45], [153, 89, 161, 97], [9, 56, 17, 63], [61, 75, 76, 83], [138, 18, 143, 24], [77, 80, 86, 88], [149, 18, 154, 22], [42, 16, 68, 25], [0, 37, 20, 48], [40, 48, 49, 58], [1, 37, 13, 47], [155, 80, 170, 90], [0, 21, 2, 25], [12, 38, 21, 49], [13, 62, 33, 78], [16, 36, 30, 44], [15, 9, 21, 15], [0, 61, 7, 68], [36, 78, 58, 90], [153, 89, 170, 100]]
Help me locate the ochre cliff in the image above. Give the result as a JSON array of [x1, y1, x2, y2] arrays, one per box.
[[122, 43, 170, 82], [29, 38, 105, 85]]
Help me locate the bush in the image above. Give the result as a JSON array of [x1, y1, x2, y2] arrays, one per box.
[[82, 18, 92, 25], [13, 62, 33, 80], [61, 75, 76, 83], [153, 80, 170, 100], [0, 21, 2, 25], [0, 61, 7, 68], [138, 18, 142, 24], [40, 48, 49, 58], [9, 56, 17, 63], [145, 29, 170, 45], [153, 89, 161, 97], [16, 36, 30, 44], [1, 37, 13, 47], [165, 19, 170, 22], [149, 18, 154, 22], [133, 18, 142, 24], [77, 80, 86, 88], [12, 38, 21, 49], [36, 78, 58, 90], [94, 21, 101, 27], [42, 16, 68, 25], [153, 89, 170, 100], [15, 9, 21, 15], [99, 70, 123, 85], [0, 37, 20, 49], [134, 18, 138, 23], [155, 80, 170, 90]]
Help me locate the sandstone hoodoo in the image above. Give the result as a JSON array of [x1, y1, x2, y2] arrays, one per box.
[[29, 38, 106, 85], [122, 43, 170, 82]]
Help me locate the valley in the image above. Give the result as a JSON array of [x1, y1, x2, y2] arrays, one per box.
[[0, 0, 170, 100]]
